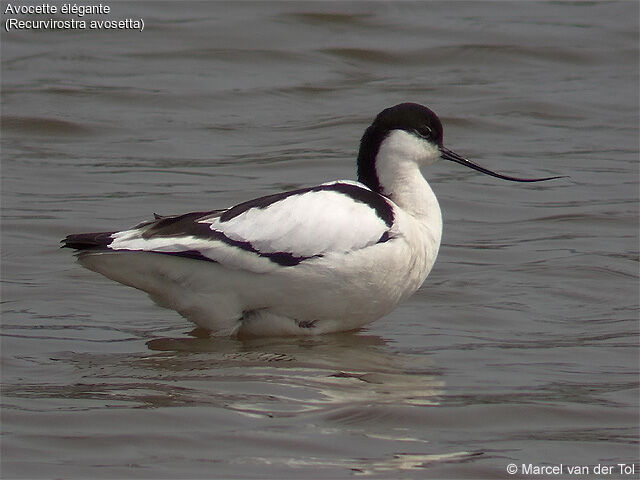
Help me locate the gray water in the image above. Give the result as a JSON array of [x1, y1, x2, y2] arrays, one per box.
[[1, 2, 638, 479]]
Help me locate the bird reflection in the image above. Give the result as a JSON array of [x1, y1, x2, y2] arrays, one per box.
[[144, 332, 443, 416]]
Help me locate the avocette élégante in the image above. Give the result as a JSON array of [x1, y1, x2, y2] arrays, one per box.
[[62, 103, 561, 337]]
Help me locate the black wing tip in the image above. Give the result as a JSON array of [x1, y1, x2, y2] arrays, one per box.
[[61, 231, 115, 250]]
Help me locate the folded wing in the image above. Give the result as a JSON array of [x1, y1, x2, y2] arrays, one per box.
[[63, 181, 396, 273]]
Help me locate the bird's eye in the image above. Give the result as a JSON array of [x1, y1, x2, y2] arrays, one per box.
[[416, 126, 432, 138]]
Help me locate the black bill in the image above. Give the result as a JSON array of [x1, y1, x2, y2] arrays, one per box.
[[440, 147, 564, 182]]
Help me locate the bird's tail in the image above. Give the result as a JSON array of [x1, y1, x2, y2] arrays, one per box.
[[61, 231, 115, 250]]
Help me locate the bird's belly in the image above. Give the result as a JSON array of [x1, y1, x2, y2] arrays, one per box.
[[251, 235, 435, 330], [77, 230, 437, 337]]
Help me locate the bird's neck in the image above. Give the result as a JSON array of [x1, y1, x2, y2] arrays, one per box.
[[374, 136, 442, 226]]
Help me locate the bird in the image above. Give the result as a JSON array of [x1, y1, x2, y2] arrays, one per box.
[[62, 103, 561, 337]]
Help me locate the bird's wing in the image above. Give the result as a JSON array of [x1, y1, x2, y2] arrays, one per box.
[[69, 181, 396, 273]]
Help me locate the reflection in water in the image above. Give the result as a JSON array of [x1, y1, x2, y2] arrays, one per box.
[[5, 333, 443, 417], [275, 451, 483, 476], [144, 333, 444, 416], [3, 334, 479, 477], [3, 332, 463, 474]]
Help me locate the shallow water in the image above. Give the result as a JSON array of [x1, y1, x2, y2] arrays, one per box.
[[1, 2, 639, 479]]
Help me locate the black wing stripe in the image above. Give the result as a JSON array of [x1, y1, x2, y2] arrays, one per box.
[[206, 228, 320, 266], [141, 210, 223, 239], [330, 183, 394, 227], [64, 229, 318, 266]]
